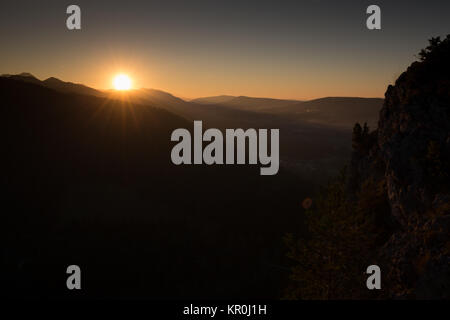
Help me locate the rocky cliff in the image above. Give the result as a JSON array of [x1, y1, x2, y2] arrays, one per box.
[[352, 36, 450, 298]]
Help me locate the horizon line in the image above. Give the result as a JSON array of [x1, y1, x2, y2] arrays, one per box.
[[1, 72, 386, 102]]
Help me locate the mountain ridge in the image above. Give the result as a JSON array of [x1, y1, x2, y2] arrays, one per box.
[[1, 72, 383, 129]]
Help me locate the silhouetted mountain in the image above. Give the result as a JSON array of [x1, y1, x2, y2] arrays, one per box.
[[224, 96, 301, 111], [130, 88, 188, 112], [191, 95, 236, 105], [194, 95, 301, 111], [192, 95, 382, 128], [0, 77, 314, 299], [42, 77, 103, 96], [140, 88, 186, 103], [1, 72, 42, 85], [17, 72, 36, 78], [0, 73, 359, 181], [1, 73, 104, 97], [270, 97, 383, 128], [2, 73, 380, 130], [105, 87, 186, 106]]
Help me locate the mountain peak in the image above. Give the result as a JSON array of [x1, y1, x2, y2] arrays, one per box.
[[43, 77, 63, 83], [18, 72, 37, 78], [1, 72, 38, 79]]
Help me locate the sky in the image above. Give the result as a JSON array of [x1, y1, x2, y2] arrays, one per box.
[[0, 0, 449, 100]]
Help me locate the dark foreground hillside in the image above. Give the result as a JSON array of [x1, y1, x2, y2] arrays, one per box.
[[0, 78, 315, 299], [285, 36, 450, 299]]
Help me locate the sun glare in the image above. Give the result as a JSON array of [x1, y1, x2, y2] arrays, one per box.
[[113, 74, 132, 90]]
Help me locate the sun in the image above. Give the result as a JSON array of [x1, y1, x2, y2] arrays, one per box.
[[113, 74, 132, 90]]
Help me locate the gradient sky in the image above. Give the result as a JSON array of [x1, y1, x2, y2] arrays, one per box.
[[1, 0, 449, 100]]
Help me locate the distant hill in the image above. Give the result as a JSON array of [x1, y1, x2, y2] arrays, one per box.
[[191, 94, 382, 128], [1, 73, 104, 97], [191, 95, 236, 105], [42, 77, 103, 96], [1, 73, 189, 110], [1, 72, 42, 85], [192, 95, 301, 111], [269, 97, 384, 129], [139, 88, 186, 103], [129, 88, 187, 107], [224, 96, 301, 111]]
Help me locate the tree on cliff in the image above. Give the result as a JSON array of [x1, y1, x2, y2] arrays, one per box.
[[418, 35, 450, 62]]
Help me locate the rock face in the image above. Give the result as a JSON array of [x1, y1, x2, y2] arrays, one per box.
[[379, 56, 450, 227], [351, 36, 450, 298]]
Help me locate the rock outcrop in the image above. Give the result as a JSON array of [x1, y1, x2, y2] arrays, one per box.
[[351, 36, 450, 298]]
